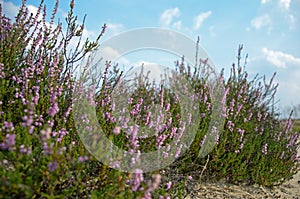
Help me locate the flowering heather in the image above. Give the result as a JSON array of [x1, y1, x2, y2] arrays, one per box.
[[0, 1, 299, 198]]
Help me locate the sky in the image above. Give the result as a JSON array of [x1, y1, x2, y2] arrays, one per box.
[[1, 0, 300, 117]]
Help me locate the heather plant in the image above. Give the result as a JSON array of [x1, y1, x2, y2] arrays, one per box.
[[0, 1, 174, 198], [1, 0, 300, 198], [0, 1, 130, 198], [168, 45, 300, 188], [73, 59, 193, 198]]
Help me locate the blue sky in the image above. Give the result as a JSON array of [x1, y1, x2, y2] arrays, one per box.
[[2, 0, 300, 116]]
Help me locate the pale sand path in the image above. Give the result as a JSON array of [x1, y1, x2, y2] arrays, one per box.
[[185, 147, 300, 198]]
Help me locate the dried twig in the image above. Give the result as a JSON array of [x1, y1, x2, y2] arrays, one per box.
[[199, 155, 210, 184]]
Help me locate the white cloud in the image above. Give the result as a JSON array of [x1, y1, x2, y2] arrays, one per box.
[[251, 14, 271, 29], [125, 61, 172, 84], [261, 0, 271, 4], [172, 20, 182, 30], [106, 23, 125, 36], [193, 11, 212, 30], [27, 5, 38, 15], [262, 47, 300, 68], [98, 46, 129, 66], [101, 46, 122, 61], [1, 0, 19, 19], [288, 14, 296, 29], [107, 23, 124, 31], [1, 1, 45, 23], [279, 0, 291, 10], [159, 8, 181, 27]]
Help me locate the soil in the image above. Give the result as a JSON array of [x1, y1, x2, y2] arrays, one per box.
[[185, 148, 300, 199]]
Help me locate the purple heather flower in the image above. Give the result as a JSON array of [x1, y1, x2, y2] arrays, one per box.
[[28, 125, 34, 134], [128, 97, 133, 104], [156, 134, 167, 149], [280, 151, 285, 159], [131, 125, 139, 140], [248, 112, 253, 120], [239, 143, 244, 150], [131, 169, 144, 192], [81, 114, 89, 124], [200, 135, 207, 148], [48, 102, 59, 117], [188, 176, 193, 180], [222, 87, 230, 104], [237, 104, 242, 113], [47, 119, 54, 127], [113, 126, 121, 135], [19, 144, 32, 154], [143, 191, 151, 199], [145, 111, 151, 125], [285, 119, 293, 129], [112, 161, 120, 169], [78, 156, 89, 163], [167, 117, 172, 128], [56, 128, 68, 142], [207, 102, 211, 110], [166, 181, 172, 190], [237, 128, 244, 141], [65, 106, 72, 118], [286, 134, 299, 149], [20, 145, 26, 154], [4, 121, 13, 128], [175, 144, 183, 158], [230, 99, 235, 112], [214, 133, 220, 145], [52, 131, 58, 137], [122, 117, 130, 129], [22, 115, 33, 127], [175, 123, 185, 143], [165, 103, 171, 111], [162, 151, 169, 158], [257, 112, 262, 122], [3, 159, 8, 164], [42, 142, 53, 155], [105, 112, 116, 123], [47, 161, 58, 172], [3, 121, 14, 132], [203, 94, 208, 103], [0, 134, 16, 150], [85, 126, 93, 132], [227, 120, 234, 132], [41, 128, 52, 141]]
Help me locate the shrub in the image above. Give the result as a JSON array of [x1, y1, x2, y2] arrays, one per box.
[[1, 0, 299, 198], [0, 0, 112, 198], [170, 45, 300, 188]]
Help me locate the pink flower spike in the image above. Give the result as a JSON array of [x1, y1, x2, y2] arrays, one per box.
[[166, 181, 172, 190], [113, 126, 121, 135]]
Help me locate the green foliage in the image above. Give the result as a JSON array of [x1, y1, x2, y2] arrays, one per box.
[[0, 0, 299, 198], [171, 45, 300, 188]]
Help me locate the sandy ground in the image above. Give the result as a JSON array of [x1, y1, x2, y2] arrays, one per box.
[[185, 147, 300, 199]]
